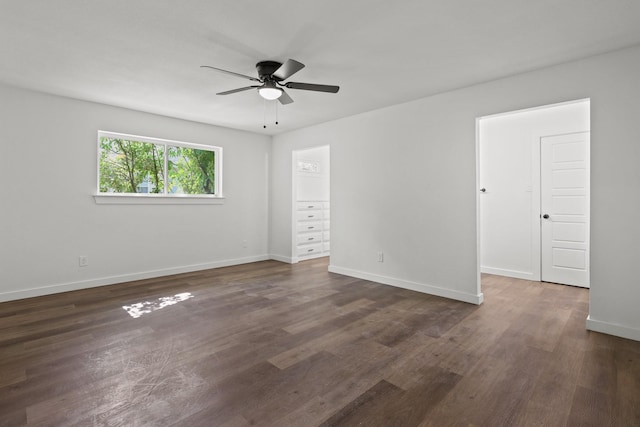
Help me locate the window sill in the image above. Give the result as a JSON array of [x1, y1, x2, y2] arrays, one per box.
[[94, 194, 225, 205]]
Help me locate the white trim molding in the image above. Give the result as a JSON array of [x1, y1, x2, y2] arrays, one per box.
[[586, 315, 640, 342], [328, 264, 484, 305], [269, 254, 296, 264], [94, 194, 225, 205], [481, 266, 535, 281]]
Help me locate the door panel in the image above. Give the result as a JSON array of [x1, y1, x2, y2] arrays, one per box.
[[552, 222, 586, 242], [541, 132, 590, 287]]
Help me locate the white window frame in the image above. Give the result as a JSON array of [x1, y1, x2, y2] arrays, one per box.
[[94, 131, 224, 205]]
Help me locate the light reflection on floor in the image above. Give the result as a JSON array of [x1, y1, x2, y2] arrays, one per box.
[[122, 292, 194, 318]]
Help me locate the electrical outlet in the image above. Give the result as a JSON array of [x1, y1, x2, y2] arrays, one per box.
[[78, 256, 89, 267], [377, 251, 384, 262], [242, 240, 248, 248]]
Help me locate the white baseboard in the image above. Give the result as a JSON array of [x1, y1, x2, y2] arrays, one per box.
[[586, 315, 640, 342], [269, 254, 296, 264], [328, 264, 483, 305], [481, 266, 534, 281], [0, 255, 270, 303], [269, 253, 329, 264]]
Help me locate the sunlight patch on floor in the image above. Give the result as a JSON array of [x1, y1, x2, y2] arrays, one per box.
[[122, 292, 194, 318]]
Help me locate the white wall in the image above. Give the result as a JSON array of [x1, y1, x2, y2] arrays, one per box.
[[0, 84, 271, 302], [479, 101, 590, 280], [271, 44, 640, 341]]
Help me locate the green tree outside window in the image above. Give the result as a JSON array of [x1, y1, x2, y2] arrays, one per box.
[[98, 134, 219, 196], [168, 146, 216, 194]]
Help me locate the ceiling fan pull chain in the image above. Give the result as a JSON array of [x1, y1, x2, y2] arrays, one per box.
[[263, 99, 267, 129], [275, 101, 279, 125]]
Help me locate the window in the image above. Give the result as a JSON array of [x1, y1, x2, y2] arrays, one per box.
[[96, 131, 222, 203]]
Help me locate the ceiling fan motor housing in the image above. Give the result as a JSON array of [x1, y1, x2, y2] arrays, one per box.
[[256, 61, 283, 81]]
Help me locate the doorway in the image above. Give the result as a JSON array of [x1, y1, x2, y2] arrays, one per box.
[[478, 100, 590, 287], [291, 145, 330, 263]]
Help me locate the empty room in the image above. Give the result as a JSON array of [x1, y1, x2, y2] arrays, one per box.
[[1, 1, 640, 426]]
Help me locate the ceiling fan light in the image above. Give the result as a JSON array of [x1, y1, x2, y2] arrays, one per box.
[[258, 86, 283, 100]]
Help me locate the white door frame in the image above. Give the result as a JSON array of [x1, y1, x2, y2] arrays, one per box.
[[531, 133, 542, 281]]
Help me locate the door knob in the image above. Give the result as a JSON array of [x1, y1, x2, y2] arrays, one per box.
[[543, 214, 550, 219]]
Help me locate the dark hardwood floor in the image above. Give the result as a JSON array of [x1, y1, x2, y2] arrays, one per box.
[[1, 257, 639, 426]]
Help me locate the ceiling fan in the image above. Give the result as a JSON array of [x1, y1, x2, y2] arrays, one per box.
[[200, 59, 339, 105]]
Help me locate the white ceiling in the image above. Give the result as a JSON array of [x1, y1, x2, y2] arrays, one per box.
[[2, 0, 640, 135]]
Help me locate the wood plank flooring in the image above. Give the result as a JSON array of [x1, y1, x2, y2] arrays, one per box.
[[1, 257, 639, 426]]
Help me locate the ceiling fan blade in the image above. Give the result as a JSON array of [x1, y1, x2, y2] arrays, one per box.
[[285, 82, 339, 93], [217, 86, 259, 95], [278, 89, 294, 105], [201, 65, 260, 82], [273, 59, 305, 80]]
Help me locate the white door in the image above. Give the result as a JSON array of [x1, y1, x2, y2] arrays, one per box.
[[541, 132, 590, 287]]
